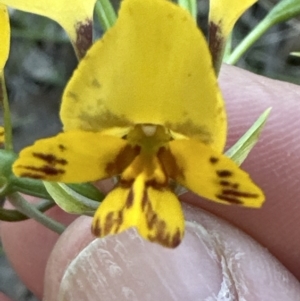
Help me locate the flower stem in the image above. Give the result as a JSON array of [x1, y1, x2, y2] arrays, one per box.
[[225, 18, 273, 65], [0, 199, 55, 222], [7, 193, 65, 234]]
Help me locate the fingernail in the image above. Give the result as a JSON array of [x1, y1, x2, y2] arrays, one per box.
[[56, 205, 300, 301]]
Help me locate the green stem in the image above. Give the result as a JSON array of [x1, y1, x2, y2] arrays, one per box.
[[0, 75, 13, 151], [0, 199, 56, 221], [226, 18, 273, 64], [11, 176, 53, 200], [7, 193, 65, 234], [95, 0, 117, 31]]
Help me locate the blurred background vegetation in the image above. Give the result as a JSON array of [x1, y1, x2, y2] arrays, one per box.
[[0, 0, 299, 300]]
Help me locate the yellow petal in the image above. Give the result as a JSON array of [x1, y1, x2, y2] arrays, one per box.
[[159, 139, 265, 208], [0, 126, 4, 144], [142, 186, 184, 248], [13, 130, 139, 182], [61, 0, 227, 152], [209, 0, 257, 38], [92, 174, 184, 248], [0, 0, 96, 58], [0, 4, 9, 71]]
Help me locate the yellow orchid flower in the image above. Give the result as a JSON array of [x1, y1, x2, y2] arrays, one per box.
[[209, 0, 257, 73], [0, 0, 96, 58], [13, 0, 264, 248], [0, 4, 9, 145]]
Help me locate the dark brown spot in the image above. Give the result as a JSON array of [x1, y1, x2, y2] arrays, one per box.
[[219, 180, 230, 186], [147, 213, 158, 230], [33, 152, 67, 165], [157, 147, 184, 180], [115, 211, 124, 233], [103, 212, 114, 235], [232, 183, 239, 189], [105, 144, 140, 176], [219, 181, 239, 190], [18, 172, 45, 179], [58, 144, 66, 152], [210, 157, 219, 164], [119, 178, 134, 189], [208, 21, 224, 72], [0, 131, 4, 137], [75, 19, 93, 59], [145, 179, 168, 190], [171, 228, 182, 248], [222, 189, 259, 199], [141, 190, 148, 211], [216, 170, 233, 178], [125, 189, 134, 208], [21, 165, 65, 176], [216, 194, 243, 205]]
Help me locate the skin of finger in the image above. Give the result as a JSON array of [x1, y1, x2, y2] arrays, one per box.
[[0, 204, 76, 300], [181, 64, 300, 280], [0, 293, 13, 301], [1, 65, 300, 297], [43, 204, 300, 301]]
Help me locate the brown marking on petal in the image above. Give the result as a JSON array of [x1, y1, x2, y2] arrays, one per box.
[[216, 170, 233, 178], [171, 228, 182, 248], [105, 145, 140, 176], [33, 152, 67, 165], [78, 109, 133, 132], [219, 180, 230, 186], [219, 180, 239, 190], [148, 213, 158, 230], [91, 78, 101, 88], [119, 178, 134, 189], [208, 21, 224, 72], [157, 147, 184, 180], [58, 144, 66, 152], [141, 189, 148, 211], [114, 210, 124, 233], [17, 172, 45, 180], [103, 212, 114, 235], [210, 156, 219, 164], [232, 183, 239, 189], [66, 91, 79, 102], [145, 179, 168, 190], [125, 188, 134, 208], [216, 194, 243, 205], [19, 165, 65, 176], [0, 131, 4, 137], [75, 19, 93, 59], [222, 189, 259, 199], [165, 120, 212, 144]]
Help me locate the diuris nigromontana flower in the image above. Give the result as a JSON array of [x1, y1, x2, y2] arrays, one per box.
[[13, 0, 265, 248]]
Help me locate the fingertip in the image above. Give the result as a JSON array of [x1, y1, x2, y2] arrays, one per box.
[[0, 204, 76, 299], [0, 292, 13, 301], [44, 204, 300, 301]]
